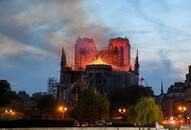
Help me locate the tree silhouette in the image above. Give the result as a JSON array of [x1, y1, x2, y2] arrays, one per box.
[[32, 93, 57, 113], [128, 97, 163, 127], [75, 87, 110, 122], [0, 80, 17, 107], [109, 85, 154, 116]]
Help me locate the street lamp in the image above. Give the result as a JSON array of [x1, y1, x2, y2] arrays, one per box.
[[118, 108, 126, 114], [178, 106, 187, 113], [177, 105, 187, 125], [58, 106, 63, 112], [9, 109, 13, 113], [5, 109, 8, 113], [58, 105, 67, 118], [64, 107, 67, 112], [4, 109, 15, 116], [118, 108, 127, 120], [58, 106, 67, 112]]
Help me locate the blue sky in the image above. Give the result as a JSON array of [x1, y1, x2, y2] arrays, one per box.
[[0, 0, 191, 95]]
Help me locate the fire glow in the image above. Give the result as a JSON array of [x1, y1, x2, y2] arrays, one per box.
[[89, 57, 108, 65], [61, 37, 139, 72]]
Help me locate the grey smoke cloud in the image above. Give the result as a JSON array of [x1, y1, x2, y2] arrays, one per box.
[[1, 0, 191, 94], [42, 0, 114, 56], [0, 0, 115, 60]]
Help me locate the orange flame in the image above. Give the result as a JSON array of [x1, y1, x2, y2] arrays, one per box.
[[89, 57, 108, 65]]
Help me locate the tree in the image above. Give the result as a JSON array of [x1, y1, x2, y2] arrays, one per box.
[[96, 93, 110, 120], [128, 97, 163, 127], [31, 93, 57, 118], [0, 80, 17, 107], [9, 99, 33, 119], [75, 87, 110, 122], [109, 85, 154, 116], [32, 93, 56, 112]]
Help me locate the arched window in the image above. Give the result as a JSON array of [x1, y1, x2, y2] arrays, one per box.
[[120, 47, 124, 65], [114, 47, 118, 53]]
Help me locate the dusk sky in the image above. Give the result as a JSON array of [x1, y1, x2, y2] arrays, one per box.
[[0, 0, 191, 95]]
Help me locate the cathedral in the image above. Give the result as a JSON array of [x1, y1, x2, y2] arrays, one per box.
[[75, 37, 132, 71], [58, 37, 139, 105]]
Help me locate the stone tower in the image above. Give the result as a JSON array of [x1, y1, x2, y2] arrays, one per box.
[[75, 37, 97, 70], [108, 37, 131, 70]]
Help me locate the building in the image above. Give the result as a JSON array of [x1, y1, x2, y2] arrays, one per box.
[[160, 82, 185, 117], [59, 37, 139, 106], [74, 37, 133, 72], [159, 65, 191, 120], [75, 38, 97, 70], [17, 91, 30, 102], [185, 65, 191, 87], [47, 77, 59, 99], [184, 65, 191, 120], [98, 37, 131, 71]]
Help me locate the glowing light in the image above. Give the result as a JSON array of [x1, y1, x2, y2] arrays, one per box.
[[58, 105, 68, 112], [169, 120, 176, 124], [170, 116, 174, 121], [178, 105, 187, 112], [161, 120, 168, 125], [118, 108, 126, 114], [169, 116, 176, 124], [4, 109, 16, 116], [59, 106, 63, 112], [89, 57, 108, 65], [180, 119, 184, 123]]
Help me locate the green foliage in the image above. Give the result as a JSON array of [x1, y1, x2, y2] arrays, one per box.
[[127, 97, 163, 126], [109, 85, 154, 107], [0, 80, 17, 107], [75, 87, 110, 121], [32, 93, 57, 113]]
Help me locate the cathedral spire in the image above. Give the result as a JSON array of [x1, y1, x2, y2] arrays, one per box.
[[61, 48, 67, 67], [161, 80, 164, 95], [134, 50, 139, 75]]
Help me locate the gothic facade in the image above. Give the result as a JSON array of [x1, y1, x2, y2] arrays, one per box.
[[58, 37, 139, 105]]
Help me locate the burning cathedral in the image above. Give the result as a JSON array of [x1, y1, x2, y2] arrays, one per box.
[[58, 37, 139, 105]]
